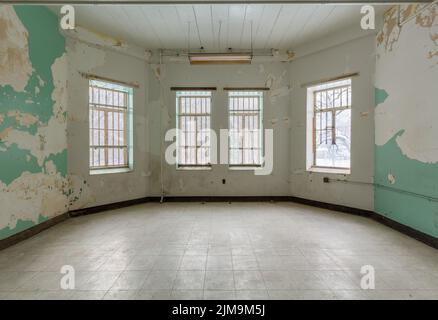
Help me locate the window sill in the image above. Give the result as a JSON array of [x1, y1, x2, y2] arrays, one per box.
[[90, 167, 133, 175], [176, 166, 212, 171], [307, 167, 350, 175], [229, 166, 262, 171]]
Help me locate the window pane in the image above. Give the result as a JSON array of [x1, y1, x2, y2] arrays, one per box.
[[99, 129, 104, 146], [228, 91, 263, 166], [176, 91, 212, 166], [89, 80, 130, 169], [334, 109, 351, 168], [108, 147, 114, 166], [310, 79, 351, 170]]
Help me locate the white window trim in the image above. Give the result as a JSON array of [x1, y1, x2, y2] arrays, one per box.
[[307, 166, 350, 175], [89, 167, 133, 175], [176, 91, 213, 169], [88, 80, 133, 174], [227, 91, 264, 169], [306, 79, 352, 174]]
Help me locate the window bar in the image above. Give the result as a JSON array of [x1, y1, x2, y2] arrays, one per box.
[[200, 97, 204, 165], [98, 109, 101, 167], [104, 110, 108, 167], [325, 89, 329, 145], [184, 98, 187, 165], [112, 95, 115, 166], [124, 91, 128, 166], [241, 113, 245, 165], [182, 104, 186, 165], [91, 109, 94, 167]]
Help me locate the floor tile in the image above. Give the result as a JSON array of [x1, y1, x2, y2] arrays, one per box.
[[110, 271, 149, 290], [204, 290, 236, 300], [180, 256, 207, 270], [171, 290, 204, 300], [0, 202, 436, 300], [136, 290, 172, 300], [205, 271, 235, 290], [234, 271, 266, 290], [206, 256, 233, 270], [235, 290, 270, 300], [173, 271, 205, 290], [142, 270, 177, 290], [103, 289, 139, 300]]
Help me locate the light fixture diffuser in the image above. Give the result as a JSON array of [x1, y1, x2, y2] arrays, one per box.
[[188, 53, 252, 65]]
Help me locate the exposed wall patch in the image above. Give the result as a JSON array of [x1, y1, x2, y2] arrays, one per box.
[[0, 5, 33, 92]]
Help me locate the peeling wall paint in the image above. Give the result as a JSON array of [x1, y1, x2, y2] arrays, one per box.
[[1, 4, 436, 242], [62, 25, 148, 62], [289, 35, 375, 211], [375, 4, 438, 237], [66, 36, 149, 210], [376, 4, 438, 163], [0, 6, 33, 92], [0, 5, 68, 240], [1, 5, 150, 240], [148, 62, 291, 196]]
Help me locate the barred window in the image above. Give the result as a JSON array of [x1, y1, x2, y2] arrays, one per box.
[[89, 80, 132, 170], [309, 79, 351, 170], [176, 91, 212, 168], [228, 91, 263, 167]]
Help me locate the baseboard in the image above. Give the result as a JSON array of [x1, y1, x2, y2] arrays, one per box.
[[1, 196, 436, 251], [288, 196, 374, 217], [148, 196, 291, 202], [287, 196, 437, 249], [0, 212, 69, 251], [69, 197, 150, 217], [371, 213, 438, 249]]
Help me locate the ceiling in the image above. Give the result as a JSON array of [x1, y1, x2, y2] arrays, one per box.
[[49, 4, 389, 50]]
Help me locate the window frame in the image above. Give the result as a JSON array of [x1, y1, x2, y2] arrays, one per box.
[[307, 79, 352, 174], [175, 90, 213, 170], [227, 90, 264, 169], [88, 79, 133, 173]]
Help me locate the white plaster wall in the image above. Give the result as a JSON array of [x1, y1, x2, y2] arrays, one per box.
[[289, 35, 375, 210], [147, 62, 291, 197], [67, 39, 149, 209], [64, 32, 375, 208], [375, 5, 438, 163]]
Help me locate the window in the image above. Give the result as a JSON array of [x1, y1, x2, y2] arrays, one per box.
[[228, 91, 263, 167], [307, 79, 351, 172], [176, 91, 212, 168], [89, 80, 133, 171]]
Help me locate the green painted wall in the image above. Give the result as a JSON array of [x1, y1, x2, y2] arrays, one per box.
[[0, 5, 67, 240], [374, 87, 388, 107], [0, 6, 65, 126], [0, 215, 48, 240], [374, 4, 438, 239], [375, 132, 438, 237]]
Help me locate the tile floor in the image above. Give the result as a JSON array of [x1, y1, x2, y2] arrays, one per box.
[[0, 202, 437, 300]]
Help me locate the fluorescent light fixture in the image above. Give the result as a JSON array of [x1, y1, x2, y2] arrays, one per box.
[[189, 53, 252, 65]]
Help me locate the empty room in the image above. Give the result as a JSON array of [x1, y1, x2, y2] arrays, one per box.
[[0, 0, 437, 306]]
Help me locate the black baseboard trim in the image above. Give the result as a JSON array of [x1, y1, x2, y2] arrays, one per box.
[[370, 213, 438, 249], [148, 196, 291, 203], [69, 197, 150, 217], [288, 196, 374, 217], [0, 213, 69, 251], [287, 196, 437, 248], [1, 196, 436, 251]]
